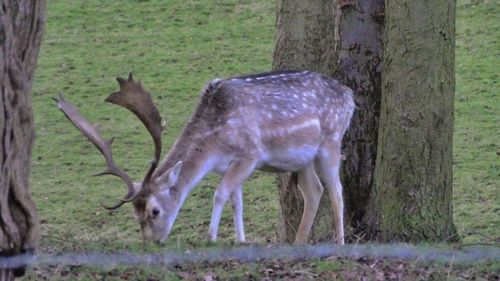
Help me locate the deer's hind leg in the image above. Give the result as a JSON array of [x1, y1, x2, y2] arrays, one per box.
[[316, 142, 345, 245], [294, 162, 324, 245]]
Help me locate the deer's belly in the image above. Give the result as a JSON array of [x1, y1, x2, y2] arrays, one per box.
[[258, 144, 318, 172]]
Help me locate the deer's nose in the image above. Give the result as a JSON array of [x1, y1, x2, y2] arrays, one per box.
[[142, 227, 153, 240]]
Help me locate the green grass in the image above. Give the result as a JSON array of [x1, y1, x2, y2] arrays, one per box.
[[31, 0, 278, 253], [22, 0, 499, 279], [453, 0, 499, 243]]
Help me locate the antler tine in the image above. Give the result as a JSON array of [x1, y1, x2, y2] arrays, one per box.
[[54, 94, 138, 208], [100, 200, 128, 210], [106, 73, 163, 192]]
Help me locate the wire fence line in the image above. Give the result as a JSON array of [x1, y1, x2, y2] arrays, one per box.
[[1, 244, 499, 270]]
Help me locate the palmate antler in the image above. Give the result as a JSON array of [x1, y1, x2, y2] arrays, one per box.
[[54, 73, 163, 210]]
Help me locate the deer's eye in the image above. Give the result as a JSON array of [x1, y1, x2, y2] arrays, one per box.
[[152, 208, 160, 218]]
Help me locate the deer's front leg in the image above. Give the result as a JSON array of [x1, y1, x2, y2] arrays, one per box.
[[208, 160, 255, 242], [230, 187, 245, 242]]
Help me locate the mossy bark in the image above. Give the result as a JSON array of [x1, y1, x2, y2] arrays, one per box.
[[272, 0, 384, 243], [0, 0, 46, 279], [365, 0, 458, 242]]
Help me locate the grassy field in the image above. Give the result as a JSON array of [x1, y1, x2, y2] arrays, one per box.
[[453, 0, 499, 243], [22, 0, 498, 279]]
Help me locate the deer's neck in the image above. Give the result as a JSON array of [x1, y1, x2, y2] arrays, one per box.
[[158, 128, 216, 201]]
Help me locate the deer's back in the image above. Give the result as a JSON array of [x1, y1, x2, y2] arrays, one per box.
[[183, 71, 354, 171], [197, 70, 353, 134]]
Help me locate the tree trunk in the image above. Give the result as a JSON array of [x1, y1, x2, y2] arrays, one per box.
[[272, 0, 336, 244], [273, 0, 336, 76], [333, 0, 384, 236], [272, 0, 383, 243], [365, 0, 457, 242], [0, 0, 46, 279]]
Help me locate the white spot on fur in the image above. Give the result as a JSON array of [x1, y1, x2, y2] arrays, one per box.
[[285, 119, 320, 134]]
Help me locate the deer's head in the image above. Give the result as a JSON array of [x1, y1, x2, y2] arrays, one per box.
[[55, 73, 181, 242]]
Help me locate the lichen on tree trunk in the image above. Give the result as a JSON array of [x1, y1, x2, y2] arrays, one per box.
[[0, 0, 46, 279], [365, 0, 457, 242]]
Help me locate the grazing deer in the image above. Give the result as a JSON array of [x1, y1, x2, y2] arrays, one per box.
[[55, 70, 354, 245]]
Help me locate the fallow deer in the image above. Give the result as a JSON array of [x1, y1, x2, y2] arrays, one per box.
[[55, 71, 354, 245]]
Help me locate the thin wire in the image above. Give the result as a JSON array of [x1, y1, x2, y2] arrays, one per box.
[[0, 244, 499, 270]]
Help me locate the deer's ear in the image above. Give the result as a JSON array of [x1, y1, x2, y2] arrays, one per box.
[[156, 161, 183, 190], [167, 161, 183, 186]]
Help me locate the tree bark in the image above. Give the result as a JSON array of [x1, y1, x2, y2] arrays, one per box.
[[273, 0, 336, 76], [272, 0, 383, 243], [0, 0, 46, 279], [272, 0, 336, 244], [365, 0, 457, 242], [333, 0, 384, 236]]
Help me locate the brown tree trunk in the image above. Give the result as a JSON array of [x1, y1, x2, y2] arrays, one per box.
[[273, 0, 337, 75], [333, 0, 384, 236], [0, 0, 46, 279], [364, 0, 457, 242], [272, 0, 336, 244], [272, 0, 383, 243]]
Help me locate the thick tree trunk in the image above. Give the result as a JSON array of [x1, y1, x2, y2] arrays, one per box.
[[365, 0, 457, 242], [272, 0, 336, 244], [0, 0, 46, 279], [273, 0, 336, 75], [333, 0, 384, 236], [272, 0, 383, 243]]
